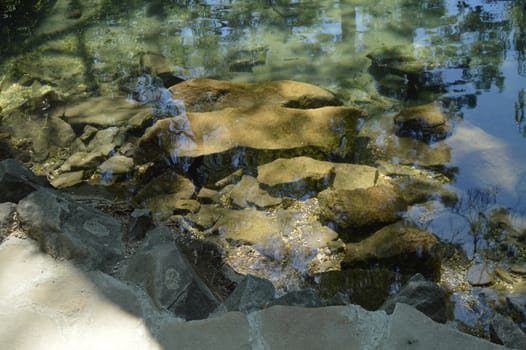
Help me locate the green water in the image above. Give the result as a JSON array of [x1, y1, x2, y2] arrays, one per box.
[[1, 0, 526, 338]]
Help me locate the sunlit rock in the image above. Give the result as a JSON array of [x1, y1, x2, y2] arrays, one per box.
[[318, 185, 407, 240], [98, 154, 134, 175], [332, 163, 379, 191], [59, 144, 114, 172], [48, 170, 84, 189], [169, 78, 343, 112], [257, 157, 335, 198], [342, 222, 440, 278], [137, 104, 365, 161], [394, 103, 451, 142]]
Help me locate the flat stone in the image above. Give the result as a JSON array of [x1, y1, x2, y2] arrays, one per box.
[[257, 157, 334, 198], [332, 163, 378, 191], [61, 96, 151, 127], [169, 78, 343, 112], [318, 185, 407, 238], [230, 175, 282, 208], [97, 154, 134, 175], [48, 170, 84, 189], [466, 263, 494, 286], [137, 105, 365, 161]]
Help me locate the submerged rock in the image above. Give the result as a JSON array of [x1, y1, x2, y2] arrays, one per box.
[[257, 157, 335, 198], [394, 103, 451, 142], [169, 78, 343, 112], [318, 185, 407, 240], [137, 104, 364, 161], [59, 96, 151, 127], [342, 222, 440, 278], [229, 175, 282, 208]]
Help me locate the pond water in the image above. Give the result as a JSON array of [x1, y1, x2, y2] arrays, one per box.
[[1, 0, 526, 339]]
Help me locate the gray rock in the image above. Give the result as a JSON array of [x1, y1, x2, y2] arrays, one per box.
[[506, 294, 526, 323], [490, 313, 526, 349], [381, 273, 447, 323], [16, 188, 124, 272], [0, 159, 46, 203], [0, 202, 16, 239], [466, 263, 494, 286], [223, 274, 275, 313], [124, 226, 220, 320], [270, 289, 322, 308], [126, 209, 155, 241]]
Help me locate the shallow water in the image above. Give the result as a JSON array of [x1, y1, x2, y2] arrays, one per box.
[[1, 0, 526, 338]]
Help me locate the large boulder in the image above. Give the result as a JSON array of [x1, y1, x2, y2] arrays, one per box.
[[16, 188, 124, 272], [136, 104, 365, 161], [124, 226, 220, 320], [0, 159, 46, 203], [342, 222, 440, 278], [318, 185, 407, 240]]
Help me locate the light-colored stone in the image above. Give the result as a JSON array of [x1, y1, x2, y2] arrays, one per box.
[[385, 303, 506, 350]]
